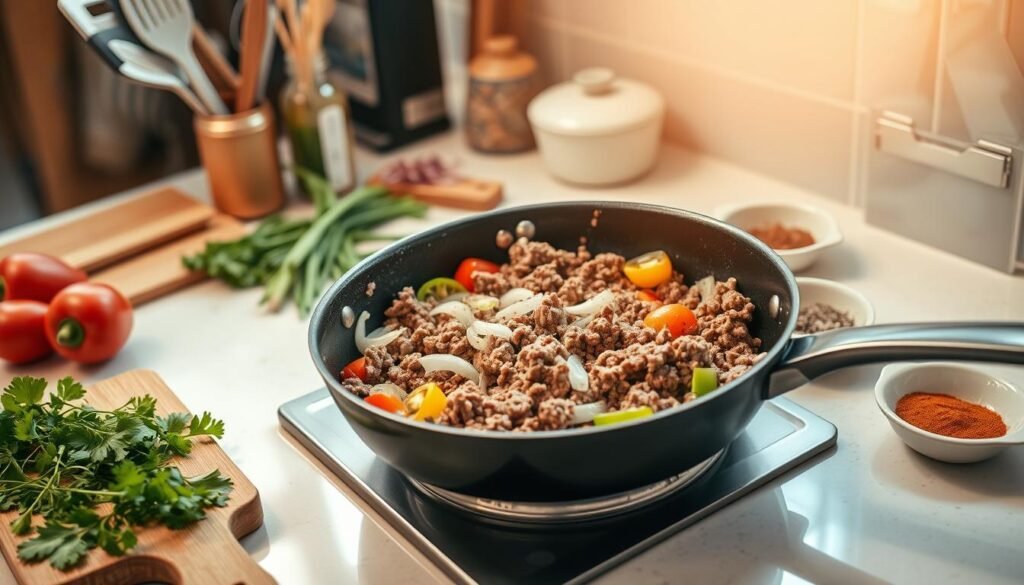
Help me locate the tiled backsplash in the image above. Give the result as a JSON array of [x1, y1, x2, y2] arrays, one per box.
[[436, 0, 1024, 211]]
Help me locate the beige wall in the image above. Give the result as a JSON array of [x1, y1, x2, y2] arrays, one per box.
[[435, 0, 1023, 208]]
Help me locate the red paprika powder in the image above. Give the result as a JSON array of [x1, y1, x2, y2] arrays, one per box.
[[895, 392, 1007, 439]]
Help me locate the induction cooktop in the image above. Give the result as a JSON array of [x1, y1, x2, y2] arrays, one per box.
[[279, 390, 836, 584]]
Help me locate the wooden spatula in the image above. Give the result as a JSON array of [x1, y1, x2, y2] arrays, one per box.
[[236, 0, 269, 112]]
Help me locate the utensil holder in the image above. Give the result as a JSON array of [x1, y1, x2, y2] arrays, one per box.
[[194, 103, 285, 219]]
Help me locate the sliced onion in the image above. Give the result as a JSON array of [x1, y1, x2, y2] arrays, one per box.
[[430, 302, 475, 327], [500, 288, 535, 308], [355, 311, 406, 353], [569, 314, 595, 329], [570, 401, 607, 426], [443, 291, 469, 303], [465, 294, 500, 312], [370, 383, 407, 401], [418, 354, 482, 385], [566, 354, 589, 392], [494, 293, 544, 320], [467, 320, 513, 350], [694, 276, 716, 304], [564, 290, 615, 316]]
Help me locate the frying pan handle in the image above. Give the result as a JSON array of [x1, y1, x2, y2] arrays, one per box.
[[765, 322, 1024, 399]]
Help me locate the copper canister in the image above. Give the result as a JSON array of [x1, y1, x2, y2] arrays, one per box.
[[194, 103, 285, 219]]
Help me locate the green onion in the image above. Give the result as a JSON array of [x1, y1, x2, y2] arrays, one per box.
[[183, 167, 427, 316]]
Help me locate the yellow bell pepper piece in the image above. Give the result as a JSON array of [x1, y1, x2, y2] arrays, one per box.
[[408, 383, 447, 422], [623, 250, 673, 288]]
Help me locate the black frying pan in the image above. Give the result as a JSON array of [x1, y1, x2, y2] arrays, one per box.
[[309, 202, 1024, 501]]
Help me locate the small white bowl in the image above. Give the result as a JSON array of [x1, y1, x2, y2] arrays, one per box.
[[794, 277, 874, 336], [874, 363, 1024, 463], [715, 203, 842, 272]]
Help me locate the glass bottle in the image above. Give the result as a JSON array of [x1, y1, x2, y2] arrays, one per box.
[[280, 53, 357, 196]]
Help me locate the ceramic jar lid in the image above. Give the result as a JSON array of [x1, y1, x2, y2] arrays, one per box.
[[527, 68, 664, 137]]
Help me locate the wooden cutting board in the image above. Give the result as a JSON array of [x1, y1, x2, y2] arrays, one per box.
[[92, 214, 247, 306], [0, 370, 275, 585], [369, 176, 503, 210], [0, 188, 214, 272]]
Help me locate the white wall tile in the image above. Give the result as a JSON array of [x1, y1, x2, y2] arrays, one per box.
[[534, 0, 567, 21], [523, 19, 570, 84], [562, 0, 635, 40], [643, 0, 859, 101], [565, 33, 855, 201], [857, 0, 940, 124]]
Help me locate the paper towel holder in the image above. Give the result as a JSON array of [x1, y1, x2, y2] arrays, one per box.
[[875, 111, 1012, 189]]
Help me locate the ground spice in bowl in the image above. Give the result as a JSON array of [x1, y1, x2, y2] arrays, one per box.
[[895, 392, 1007, 439], [748, 223, 815, 250], [796, 302, 855, 334]]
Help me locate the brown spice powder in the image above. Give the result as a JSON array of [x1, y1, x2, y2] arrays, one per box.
[[895, 392, 1007, 439], [748, 223, 815, 250]]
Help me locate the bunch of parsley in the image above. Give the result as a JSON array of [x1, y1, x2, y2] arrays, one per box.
[[0, 376, 232, 570]]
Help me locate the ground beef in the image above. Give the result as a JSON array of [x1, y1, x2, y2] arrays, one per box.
[[346, 240, 764, 431]]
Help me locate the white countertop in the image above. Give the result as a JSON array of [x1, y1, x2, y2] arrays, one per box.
[[2, 133, 1023, 585]]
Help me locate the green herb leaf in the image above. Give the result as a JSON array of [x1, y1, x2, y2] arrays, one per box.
[[13, 411, 36, 442], [2, 376, 232, 570], [56, 377, 85, 403], [159, 412, 191, 434], [17, 523, 89, 570], [187, 412, 225, 439], [3, 377, 47, 411]]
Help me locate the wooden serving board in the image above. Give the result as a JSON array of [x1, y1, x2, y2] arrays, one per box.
[[92, 214, 247, 307], [0, 370, 275, 585], [369, 175, 503, 210], [0, 188, 214, 272]]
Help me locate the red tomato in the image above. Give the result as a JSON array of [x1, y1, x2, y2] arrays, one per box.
[[342, 356, 368, 381], [0, 253, 87, 303], [636, 289, 661, 303], [0, 301, 53, 364], [453, 258, 500, 292], [365, 393, 404, 413], [643, 304, 698, 338], [45, 283, 133, 364]]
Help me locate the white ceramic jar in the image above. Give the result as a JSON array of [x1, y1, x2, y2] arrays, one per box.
[[527, 68, 664, 186]]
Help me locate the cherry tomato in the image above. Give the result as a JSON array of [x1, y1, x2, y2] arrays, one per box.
[[636, 289, 661, 303], [623, 250, 673, 289], [0, 301, 53, 364], [365, 393, 405, 414], [643, 303, 698, 338], [0, 253, 87, 303], [342, 357, 368, 381], [453, 258, 500, 292], [45, 283, 133, 364]]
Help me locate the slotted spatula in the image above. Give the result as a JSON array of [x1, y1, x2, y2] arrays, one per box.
[[119, 0, 228, 114]]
